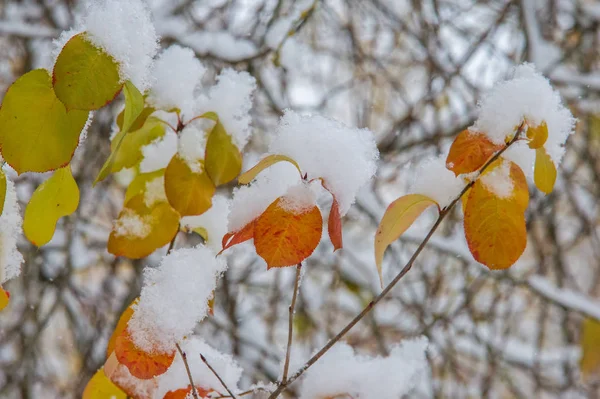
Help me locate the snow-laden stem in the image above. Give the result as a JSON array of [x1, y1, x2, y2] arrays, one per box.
[[282, 263, 302, 384], [267, 123, 525, 398], [200, 353, 238, 398], [176, 343, 199, 399]]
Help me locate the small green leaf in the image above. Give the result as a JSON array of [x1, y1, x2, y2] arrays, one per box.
[[111, 118, 165, 173], [117, 106, 155, 132], [0, 69, 89, 174], [204, 114, 242, 186], [53, 33, 122, 111], [24, 166, 80, 246]]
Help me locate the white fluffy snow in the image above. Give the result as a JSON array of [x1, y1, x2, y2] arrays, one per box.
[[411, 156, 465, 208], [181, 195, 230, 253], [147, 45, 206, 117], [193, 68, 256, 150], [279, 181, 319, 213], [269, 110, 378, 215], [473, 63, 575, 164], [139, 129, 178, 173], [113, 209, 151, 239], [228, 161, 302, 232], [177, 120, 212, 172], [480, 160, 514, 198], [81, 0, 159, 90], [0, 178, 23, 284], [181, 31, 258, 62], [143, 175, 166, 207], [128, 246, 227, 353], [155, 337, 243, 398], [299, 337, 429, 399]]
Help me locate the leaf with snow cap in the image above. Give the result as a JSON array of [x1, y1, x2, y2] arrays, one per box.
[[107, 299, 138, 358], [111, 119, 166, 173], [238, 154, 303, 184], [203, 112, 243, 186], [445, 130, 502, 176], [114, 330, 175, 380], [164, 155, 215, 216], [53, 33, 122, 111], [374, 194, 438, 287], [83, 368, 126, 399], [124, 169, 165, 204], [534, 147, 557, 194], [163, 386, 212, 399], [0, 69, 89, 174], [254, 197, 323, 268], [464, 161, 527, 270], [107, 195, 180, 259], [526, 121, 548, 149], [24, 166, 80, 246]]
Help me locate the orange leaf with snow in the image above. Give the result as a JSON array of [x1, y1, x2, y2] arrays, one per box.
[[464, 160, 527, 269], [114, 330, 175, 380], [220, 221, 255, 254], [163, 385, 212, 399], [107, 299, 138, 358], [446, 130, 503, 176], [107, 195, 180, 259], [327, 196, 343, 251], [374, 194, 438, 286], [254, 197, 323, 268]]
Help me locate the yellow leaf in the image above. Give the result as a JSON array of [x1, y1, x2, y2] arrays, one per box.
[[526, 121, 548, 149], [53, 33, 122, 111], [111, 119, 165, 173], [0, 169, 7, 217], [254, 197, 323, 268], [445, 130, 502, 176], [534, 147, 557, 194], [580, 318, 600, 381], [120, 81, 144, 133], [374, 194, 438, 287], [83, 368, 127, 399], [0, 69, 89, 173], [0, 287, 9, 311], [107, 299, 138, 359], [117, 106, 155, 133], [204, 114, 242, 186], [238, 154, 302, 184], [164, 155, 215, 216], [107, 195, 180, 259], [23, 166, 80, 246], [464, 178, 526, 270], [124, 169, 165, 204]]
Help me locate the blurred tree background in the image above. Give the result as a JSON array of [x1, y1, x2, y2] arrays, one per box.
[[1, 0, 600, 397]]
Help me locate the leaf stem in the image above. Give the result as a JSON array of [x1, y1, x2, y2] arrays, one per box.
[[267, 123, 525, 398], [200, 353, 238, 398]]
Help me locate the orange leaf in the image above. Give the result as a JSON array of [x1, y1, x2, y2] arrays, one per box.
[[526, 121, 548, 149], [163, 386, 212, 399], [83, 368, 126, 399], [254, 197, 323, 268], [446, 130, 502, 176], [328, 197, 343, 251], [464, 178, 526, 270], [107, 195, 180, 259], [374, 194, 438, 287], [164, 155, 215, 217], [114, 330, 175, 380], [534, 147, 556, 194], [220, 221, 255, 254], [0, 287, 9, 311], [107, 299, 138, 358], [238, 154, 303, 184]]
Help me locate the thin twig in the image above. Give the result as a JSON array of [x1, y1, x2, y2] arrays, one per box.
[[176, 343, 199, 399], [167, 225, 180, 255], [282, 263, 302, 384], [267, 124, 525, 398], [200, 353, 238, 399]]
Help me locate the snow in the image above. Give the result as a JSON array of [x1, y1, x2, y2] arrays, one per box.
[[139, 129, 178, 173], [181, 195, 230, 253], [411, 156, 465, 208], [503, 141, 535, 179], [177, 120, 211, 172], [147, 45, 206, 117], [279, 182, 319, 213], [228, 161, 302, 232], [127, 245, 227, 353], [193, 69, 256, 150], [155, 337, 242, 398], [298, 337, 429, 399], [480, 159, 513, 198], [81, 0, 159, 90], [181, 31, 258, 62], [269, 110, 379, 215], [473, 63, 575, 164], [143, 175, 166, 207], [113, 209, 150, 239], [0, 178, 23, 284]]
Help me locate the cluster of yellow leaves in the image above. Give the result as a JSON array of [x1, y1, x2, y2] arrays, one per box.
[[375, 122, 558, 282], [220, 154, 343, 269]]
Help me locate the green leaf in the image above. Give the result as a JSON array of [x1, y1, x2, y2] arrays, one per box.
[[117, 106, 155, 132], [111, 118, 165, 173], [23, 166, 80, 246], [204, 114, 242, 186], [0, 169, 7, 217], [0, 69, 89, 174], [53, 33, 122, 111]]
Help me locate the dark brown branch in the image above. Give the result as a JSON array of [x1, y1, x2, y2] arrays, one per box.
[[200, 353, 238, 399]]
